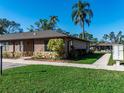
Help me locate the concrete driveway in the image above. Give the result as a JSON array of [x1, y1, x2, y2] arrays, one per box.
[[3, 62, 27, 70]]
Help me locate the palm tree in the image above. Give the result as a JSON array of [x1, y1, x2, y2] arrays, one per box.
[[115, 31, 122, 43], [35, 19, 50, 31], [39, 19, 50, 30], [27, 25, 35, 32], [120, 35, 124, 44], [27, 16, 59, 32], [103, 34, 109, 41], [49, 16, 59, 30], [103, 31, 123, 44], [72, 0, 93, 39]]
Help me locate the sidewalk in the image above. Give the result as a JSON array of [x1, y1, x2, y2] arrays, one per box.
[[3, 54, 124, 71], [93, 53, 111, 66]]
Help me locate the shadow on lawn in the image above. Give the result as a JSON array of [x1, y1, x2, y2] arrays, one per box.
[[3, 69, 48, 76]]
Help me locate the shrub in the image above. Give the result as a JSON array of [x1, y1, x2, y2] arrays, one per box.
[[47, 38, 64, 57], [3, 51, 22, 58], [32, 52, 43, 59], [32, 52, 59, 60], [14, 52, 22, 58], [3, 52, 13, 58]]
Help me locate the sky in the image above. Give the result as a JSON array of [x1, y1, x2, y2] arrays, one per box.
[[0, 0, 124, 40]]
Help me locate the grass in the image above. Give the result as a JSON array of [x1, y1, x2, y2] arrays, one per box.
[[108, 55, 116, 65], [71, 53, 104, 64], [31, 53, 104, 64], [1, 65, 124, 93]]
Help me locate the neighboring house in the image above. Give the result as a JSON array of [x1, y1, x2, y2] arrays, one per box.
[[0, 30, 90, 57], [91, 43, 112, 52]]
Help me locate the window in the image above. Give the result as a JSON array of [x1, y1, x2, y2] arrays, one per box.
[[44, 40, 49, 51], [3, 42, 6, 51], [1, 42, 8, 51]]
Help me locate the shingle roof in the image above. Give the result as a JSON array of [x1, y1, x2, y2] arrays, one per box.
[[0, 30, 89, 42], [0, 30, 66, 40]]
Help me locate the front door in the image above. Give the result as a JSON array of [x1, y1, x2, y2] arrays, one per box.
[[23, 40, 34, 56]]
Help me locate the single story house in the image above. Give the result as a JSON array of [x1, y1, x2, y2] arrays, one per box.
[[0, 30, 90, 57], [91, 43, 112, 52]]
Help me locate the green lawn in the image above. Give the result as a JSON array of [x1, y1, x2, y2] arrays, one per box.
[[1, 65, 124, 93], [108, 55, 116, 65], [71, 53, 104, 64]]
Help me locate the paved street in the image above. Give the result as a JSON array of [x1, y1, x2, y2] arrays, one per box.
[[3, 62, 27, 70]]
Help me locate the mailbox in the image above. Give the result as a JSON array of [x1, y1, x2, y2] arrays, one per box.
[[113, 44, 124, 61]]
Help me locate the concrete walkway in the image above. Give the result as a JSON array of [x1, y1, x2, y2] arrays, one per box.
[[2, 53, 124, 71], [93, 53, 111, 66], [3, 62, 27, 70]]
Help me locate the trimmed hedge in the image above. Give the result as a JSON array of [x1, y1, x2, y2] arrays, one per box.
[[3, 52, 22, 58], [32, 52, 60, 60]]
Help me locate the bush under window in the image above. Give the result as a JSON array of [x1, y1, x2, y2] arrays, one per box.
[[47, 38, 65, 58]]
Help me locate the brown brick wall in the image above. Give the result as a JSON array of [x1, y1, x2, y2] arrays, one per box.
[[34, 39, 44, 52]]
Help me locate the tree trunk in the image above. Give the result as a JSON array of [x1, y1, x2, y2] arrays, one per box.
[[82, 21, 85, 39]]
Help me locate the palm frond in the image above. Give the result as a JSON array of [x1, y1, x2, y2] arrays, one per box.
[[85, 19, 91, 26], [72, 10, 78, 21], [116, 31, 122, 43], [74, 19, 80, 25], [72, 3, 78, 9], [82, 1, 90, 8], [84, 9, 93, 19]]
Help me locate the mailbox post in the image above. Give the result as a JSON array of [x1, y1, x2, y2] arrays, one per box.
[[0, 45, 2, 75], [113, 44, 124, 66]]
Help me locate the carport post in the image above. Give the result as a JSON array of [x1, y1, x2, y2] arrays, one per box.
[[0, 46, 2, 75]]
